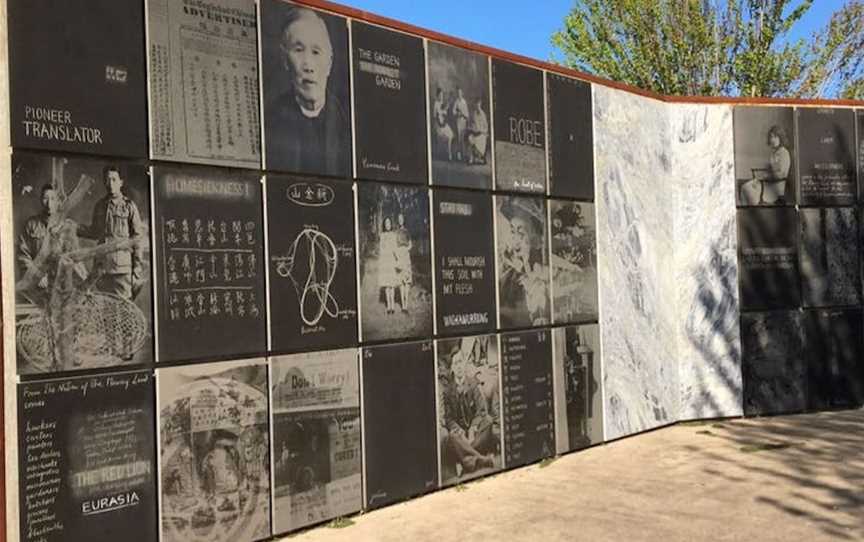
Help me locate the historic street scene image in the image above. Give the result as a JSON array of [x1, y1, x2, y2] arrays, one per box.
[[158, 359, 270, 542], [271, 349, 362, 534]]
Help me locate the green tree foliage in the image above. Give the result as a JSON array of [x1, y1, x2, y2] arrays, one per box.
[[551, 0, 864, 99], [799, 1, 864, 99]]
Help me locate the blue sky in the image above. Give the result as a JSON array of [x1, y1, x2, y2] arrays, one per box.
[[340, 0, 846, 65]]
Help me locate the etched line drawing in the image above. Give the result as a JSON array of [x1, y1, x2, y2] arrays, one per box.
[[272, 226, 345, 326]]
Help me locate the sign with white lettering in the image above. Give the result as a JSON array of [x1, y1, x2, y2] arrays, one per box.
[[152, 165, 266, 363], [736, 207, 801, 311], [500, 330, 554, 469], [432, 188, 496, 335], [8, 0, 147, 157], [352, 21, 428, 184], [796, 108, 857, 206], [492, 59, 547, 193], [17, 371, 156, 542]]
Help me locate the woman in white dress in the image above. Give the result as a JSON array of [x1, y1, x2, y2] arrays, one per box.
[[378, 216, 399, 314], [395, 213, 413, 312]]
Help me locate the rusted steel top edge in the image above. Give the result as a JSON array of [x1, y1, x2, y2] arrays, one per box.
[[292, 0, 864, 108]]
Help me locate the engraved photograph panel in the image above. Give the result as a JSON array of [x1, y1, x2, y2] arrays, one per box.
[[260, 1, 351, 177], [352, 21, 428, 184], [157, 359, 270, 542], [147, 0, 260, 167], [12, 153, 153, 375], [740, 311, 806, 416], [500, 329, 554, 469], [427, 41, 492, 189], [271, 349, 361, 534], [804, 309, 864, 410], [17, 371, 156, 542], [796, 108, 857, 206], [8, 0, 147, 157], [362, 342, 437, 509], [357, 183, 433, 341], [432, 188, 496, 336], [495, 195, 550, 328], [858, 110, 864, 201], [153, 165, 266, 363], [436, 335, 502, 487], [552, 325, 603, 454], [550, 200, 598, 324], [736, 207, 801, 311], [492, 59, 546, 193], [267, 176, 357, 352], [799, 207, 861, 308], [733, 106, 796, 206], [546, 74, 594, 200]]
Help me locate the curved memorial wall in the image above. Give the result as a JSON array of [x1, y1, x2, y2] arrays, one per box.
[[0, 0, 862, 540]]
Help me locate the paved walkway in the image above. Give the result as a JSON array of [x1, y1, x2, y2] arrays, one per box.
[[283, 409, 864, 541]]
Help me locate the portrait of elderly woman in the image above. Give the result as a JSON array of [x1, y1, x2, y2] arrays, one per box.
[[733, 106, 797, 206], [261, 1, 351, 177]]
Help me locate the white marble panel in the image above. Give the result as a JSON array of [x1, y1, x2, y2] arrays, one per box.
[[594, 86, 679, 441], [671, 104, 744, 421]]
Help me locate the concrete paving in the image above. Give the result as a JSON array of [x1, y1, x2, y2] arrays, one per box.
[[281, 409, 864, 541]]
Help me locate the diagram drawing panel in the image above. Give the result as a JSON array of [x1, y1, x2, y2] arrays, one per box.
[[266, 175, 357, 352]]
